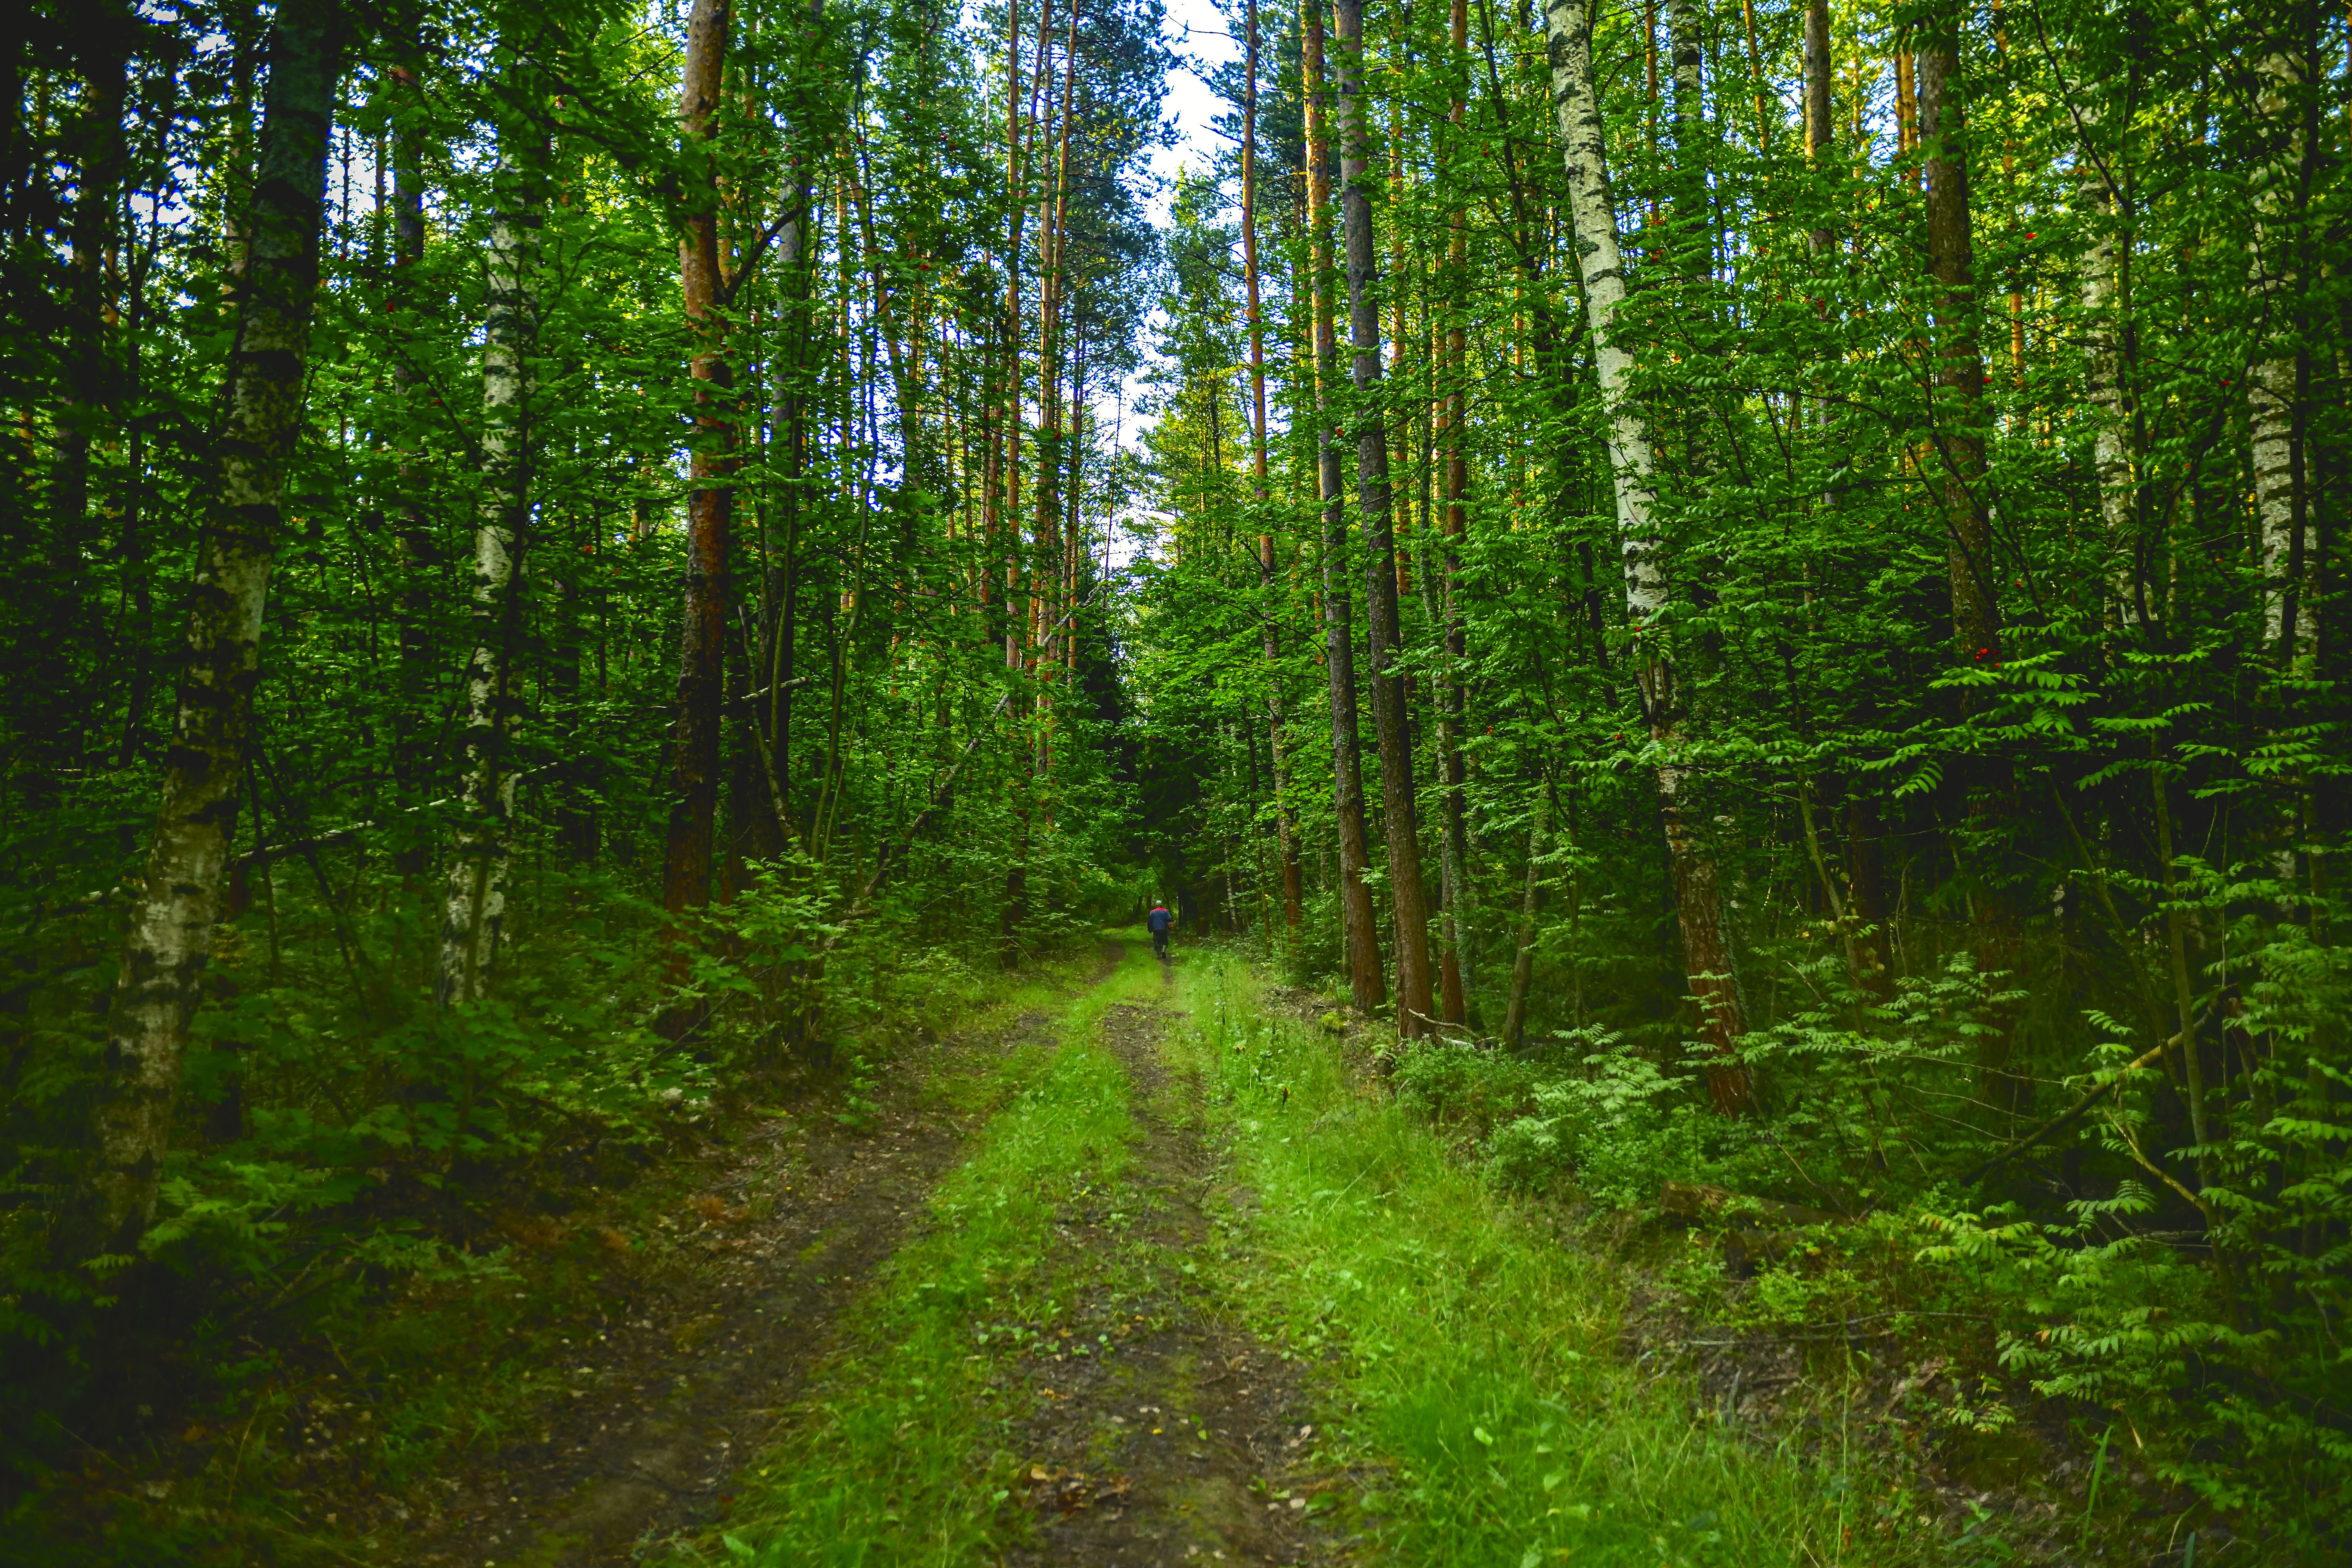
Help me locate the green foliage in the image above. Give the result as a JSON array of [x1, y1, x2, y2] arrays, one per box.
[[1174, 953, 1968, 1567]]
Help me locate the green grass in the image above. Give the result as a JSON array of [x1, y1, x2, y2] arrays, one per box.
[[697, 938, 1167, 1566], [1166, 951, 1976, 1568]]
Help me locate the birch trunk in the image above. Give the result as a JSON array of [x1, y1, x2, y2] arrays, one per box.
[[1542, 0, 1749, 1112], [662, 0, 736, 924], [93, 0, 342, 1250], [438, 175, 537, 1005], [2076, 111, 2140, 624], [1334, 0, 1436, 1038], [2250, 47, 2312, 662], [1304, 0, 1385, 1011]]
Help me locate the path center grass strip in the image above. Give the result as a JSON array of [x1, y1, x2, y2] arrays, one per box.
[[704, 943, 1163, 1566], [1169, 952, 1958, 1568]]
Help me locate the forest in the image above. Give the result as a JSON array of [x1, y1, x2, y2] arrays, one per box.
[[2, 0, 2347, 1561]]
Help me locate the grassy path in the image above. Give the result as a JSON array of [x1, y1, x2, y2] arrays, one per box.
[[697, 940, 1962, 1568], [380, 948, 1125, 1566]]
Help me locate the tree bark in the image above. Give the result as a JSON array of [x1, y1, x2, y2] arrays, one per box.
[[1334, 0, 1435, 1038], [1802, 0, 1833, 255], [388, 54, 439, 874], [1919, 21, 2026, 1104], [1434, 0, 1472, 1028], [438, 154, 539, 1005], [662, 0, 736, 922], [1033, 0, 1079, 729], [1244, 0, 1306, 955], [37, 4, 136, 788], [2076, 104, 2141, 626], [2250, 45, 2312, 664], [1304, 0, 1385, 1011], [1501, 786, 1548, 1050], [1542, 0, 1749, 1113], [91, 0, 343, 1251], [1915, 20, 1998, 670]]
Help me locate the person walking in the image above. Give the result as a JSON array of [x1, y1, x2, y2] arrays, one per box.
[[1147, 899, 1174, 959]]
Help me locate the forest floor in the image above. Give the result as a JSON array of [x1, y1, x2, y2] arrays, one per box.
[[33, 935, 2066, 1567]]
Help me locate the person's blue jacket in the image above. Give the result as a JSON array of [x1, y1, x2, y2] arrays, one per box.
[[1147, 905, 1172, 935]]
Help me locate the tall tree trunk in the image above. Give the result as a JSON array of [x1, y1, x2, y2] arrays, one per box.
[[91, 0, 343, 1251], [1033, 0, 1079, 762], [2076, 105, 2141, 626], [1919, 20, 2027, 1107], [1243, 0, 1305, 955], [755, 14, 826, 864], [1334, 0, 1435, 1038], [1542, 0, 1749, 1112], [34, 3, 135, 793], [1666, 0, 1702, 261], [663, 0, 736, 922], [1304, 0, 1385, 1011], [1915, 20, 1998, 671], [2250, 43, 2313, 665], [1433, 0, 1472, 1029], [438, 156, 539, 1006], [1802, 0, 1833, 255], [1501, 786, 1549, 1050], [388, 54, 438, 874]]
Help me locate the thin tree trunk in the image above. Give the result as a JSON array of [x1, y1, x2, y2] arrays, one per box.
[[1916, 19, 1998, 670], [388, 55, 439, 874], [1919, 22, 2027, 1103], [1501, 786, 1549, 1049], [1334, 0, 1435, 1038], [1542, 0, 1749, 1112], [2076, 106, 2140, 625], [91, 0, 343, 1251], [37, 4, 135, 789], [1434, 0, 1472, 1028], [1243, 0, 1305, 955], [756, 14, 826, 862], [2250, 45, 2312, 664], [438, 161, 538, 1006], [1802, 0, 1833, 255], [1032, 0, 1080, 766], [662, 0, 736, 924], [1304, 0, 1385, 1011]]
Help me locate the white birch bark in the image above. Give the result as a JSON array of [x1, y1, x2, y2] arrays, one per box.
[[2076, 120, 2138, 623], [94, 0, 341, 1249], [1542, 0, 1666, 713], [1543, 0, 1749, 1112], [438, 199, 536, 1005], [2248, 49, 2308, 658]]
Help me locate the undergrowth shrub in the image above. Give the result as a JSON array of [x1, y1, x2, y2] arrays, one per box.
[[0, 850, 1013, 1497], [1361, 908, 2352, 1559]]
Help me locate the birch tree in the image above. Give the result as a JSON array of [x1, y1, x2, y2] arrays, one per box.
[[91, 0, 344, 1249], [438, 136, 540, 1006], [1541, 0, 1747, 1112]]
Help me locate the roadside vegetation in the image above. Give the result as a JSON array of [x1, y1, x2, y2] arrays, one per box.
[[4, 0, 2346, 1559]]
